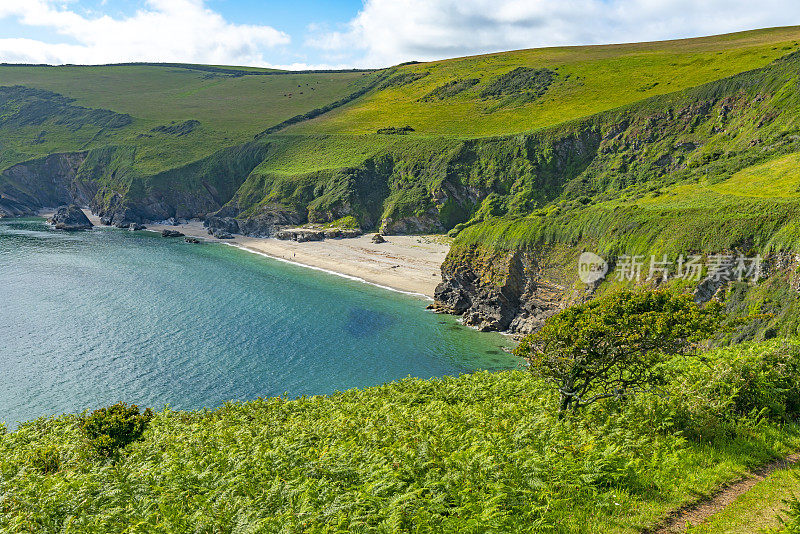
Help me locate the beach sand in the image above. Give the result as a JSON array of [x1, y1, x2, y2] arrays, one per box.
[[78, 211, 450, 298]]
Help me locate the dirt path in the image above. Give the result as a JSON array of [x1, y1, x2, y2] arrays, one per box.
[[648, 453, 800, 533]]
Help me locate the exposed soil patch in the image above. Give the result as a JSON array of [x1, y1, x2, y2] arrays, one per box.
[[647, 453, 800, 534]]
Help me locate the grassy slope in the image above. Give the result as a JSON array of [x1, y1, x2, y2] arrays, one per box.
[[227, 27, 800, 227], [289, 26, 800, 137], [2, 340, 799, 533], [3, 28, 800, 226], [450, 43, 800, 256], [0, 65, 380, 173], [687, 464, 800, 533]]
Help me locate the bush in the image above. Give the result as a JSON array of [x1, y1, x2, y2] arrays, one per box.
[[664, 339, 800, 440], [80, 403, 153, 456], [28, 445, 61, 474]]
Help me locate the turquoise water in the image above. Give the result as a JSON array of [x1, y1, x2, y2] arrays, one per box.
[[0, 218, 517, 427]]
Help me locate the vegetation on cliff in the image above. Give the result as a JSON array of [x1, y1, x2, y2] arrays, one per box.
[[2, 338, 800, 532], [2, 27, 800, 234]]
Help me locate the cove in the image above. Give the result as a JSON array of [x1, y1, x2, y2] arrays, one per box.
[[0, 218, 517, 428]]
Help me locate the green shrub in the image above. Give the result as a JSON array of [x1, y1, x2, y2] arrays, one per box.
[[28, 445, 61, 474], [662, 339, 800, 441], [80, 403, 153, 457]]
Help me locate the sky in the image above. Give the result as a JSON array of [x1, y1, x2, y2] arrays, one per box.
[[0, 0, 799, 69]]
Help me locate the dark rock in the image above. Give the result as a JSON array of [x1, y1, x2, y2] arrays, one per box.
[[204, 216, 239, 235], [48, 205, 93, 230], [372, 233, 386, 243], [129, 223, 146, 231], [212, 230, 234, 239], [100, 215, 113, 226], [207, 206, 305, 238], [340, 229, 363, 238], [184, 237, 201, 244], [434, 247, 570, 336], [161, 229, 184, 238], [275, 229, 325, 242], [0, 152, 89, 218]]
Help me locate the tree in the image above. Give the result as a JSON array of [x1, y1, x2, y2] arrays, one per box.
[[515, 289, 724, 413]]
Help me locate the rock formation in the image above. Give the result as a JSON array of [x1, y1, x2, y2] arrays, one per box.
[[48, 205, 93, 230]]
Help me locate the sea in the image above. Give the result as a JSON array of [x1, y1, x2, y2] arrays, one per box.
[[0, 217, 518, 428]]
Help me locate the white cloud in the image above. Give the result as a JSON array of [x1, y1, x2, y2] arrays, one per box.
[[308, 0, 800, 67], [0, 0, 290, 66]]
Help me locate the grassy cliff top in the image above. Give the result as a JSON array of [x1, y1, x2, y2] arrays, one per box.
[[287, 26, 800, 137]]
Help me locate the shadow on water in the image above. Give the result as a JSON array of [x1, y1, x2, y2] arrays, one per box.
[[344, 307, 395, 338]]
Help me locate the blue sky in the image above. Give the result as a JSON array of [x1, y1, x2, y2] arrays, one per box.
[[0, 1, 799, 69]]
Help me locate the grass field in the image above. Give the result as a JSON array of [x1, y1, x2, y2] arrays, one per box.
[[0, 65, 381, 174], [3, 26, 800, 228], [288, 26, 800, 137]]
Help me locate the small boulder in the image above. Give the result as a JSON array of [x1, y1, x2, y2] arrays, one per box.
[[184, 237, 201, 244], [372, 233, 386, 244], [48, 205, 93, 231], [129, 223, 146, 231], [161, 229, 184, 238], [341, 229, 363, 239], [212, 229, 234, 239]]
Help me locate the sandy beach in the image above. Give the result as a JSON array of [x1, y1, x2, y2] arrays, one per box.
[[76, 211, 450, 298]]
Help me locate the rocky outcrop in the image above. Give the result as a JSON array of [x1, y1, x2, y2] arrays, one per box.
[[161, 229, 184, 238], [273, 227, 363, 242], [372, 233, 386, 243], [205, 204, 306, 238], [0, 153, 89, 217], [433, 245, 583, 335], [91, 141, 270, 227], [434, 244, 800, 337], [380, 211, 444, 235], [48, 205, 93, 230]]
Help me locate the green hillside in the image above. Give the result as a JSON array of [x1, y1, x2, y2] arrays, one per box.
[[1, 26, 800, 231], [288, 26, 800, 137], [2, 340, 799, 533], [3, 27, 800, 334], [0, 64, 380, 172], [5, 27, 800, 533]]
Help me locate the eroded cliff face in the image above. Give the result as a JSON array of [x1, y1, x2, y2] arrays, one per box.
[[0, 152, 89, 217], [433, 245, 588, 335], [434, 246, 800, 338]]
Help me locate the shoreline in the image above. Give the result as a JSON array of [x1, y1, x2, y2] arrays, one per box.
[[71, 211, 450, 298], [222, 242, 435, 300]]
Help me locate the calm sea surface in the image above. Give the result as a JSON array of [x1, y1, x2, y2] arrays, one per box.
[[0, 218, 517, 428]]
